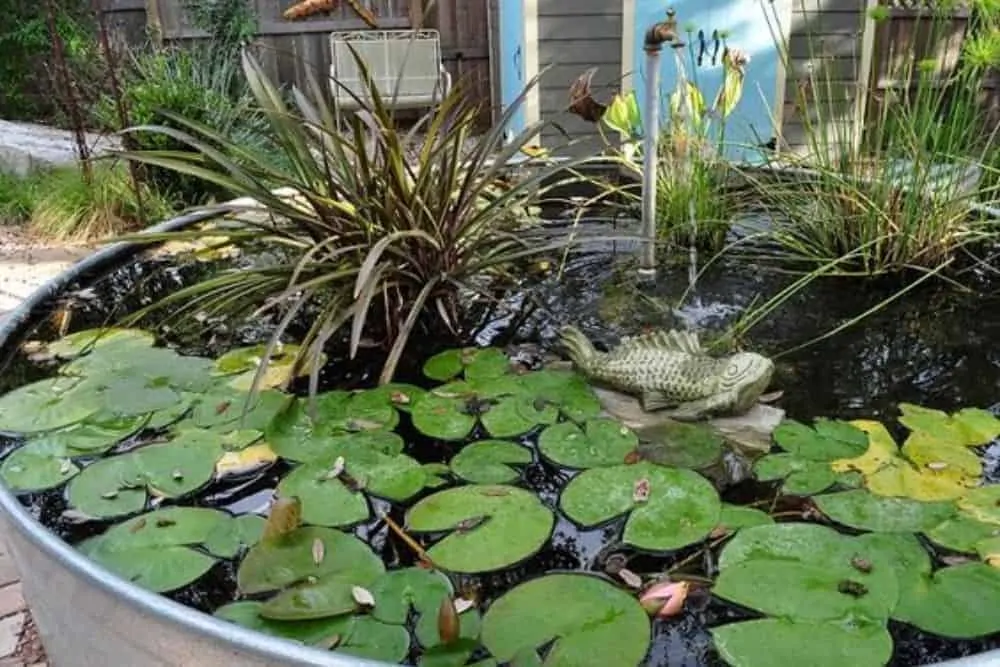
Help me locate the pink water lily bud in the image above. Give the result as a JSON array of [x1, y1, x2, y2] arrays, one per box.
[[639, 580, 690, 619]]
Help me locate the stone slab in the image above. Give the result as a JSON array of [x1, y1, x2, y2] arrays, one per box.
[[0, 120, 119, 177], [0, 613, 24, 658]]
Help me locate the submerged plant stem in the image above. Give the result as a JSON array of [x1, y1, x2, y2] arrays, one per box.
[[381, 512, 435, 568]]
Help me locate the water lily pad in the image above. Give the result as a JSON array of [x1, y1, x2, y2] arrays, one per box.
[[633, 421, 724, 470], [714, 523, 901, 623], [815, 489, 955, 533], [450, 440, 532, 484], [753, 453, 836, 495], [64, 346, 215, 394], [925, 516, 1000, 553], [277, 464, 370, 527], [411, 394, 477, 441], [82, 507, 230, 592], [715, 505, 774, 533], [560, 462, 721, 551], [45, 327, 156, 359], [135, 433, 222, 498], [898, 403, 1000, 447], [0, 376, 102, 433], [34, 415, 146, 454], [215, 603, 409, 662], [424, 348, 510, 382], [406, 485, 554, 573], [713, 618, 893, 667], [268, 407, 405, 463], [481, 573, 650, 667], [204, 514, 266, 559], [365, 383, 427, 413], [216, 443, 277, 478], [192, 387, 290, 431], [345, 451, 429, 502], [480, 394, 557, 438], [260, 576, 361, 620], [67, 456, 148, 519], [213, 344, 311, 391], [772, 418, 868, 461], [900, 430, 983, 477], [538, 419, 638, 469], [238, 526, 384, 595], [893, 563, 1000, 638], [956, 485, 1000, 526], [516, 370, 603, 422], [0, 440, 79, 492]]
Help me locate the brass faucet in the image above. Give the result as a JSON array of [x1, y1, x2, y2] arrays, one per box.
[[644, 8, 681, 52]]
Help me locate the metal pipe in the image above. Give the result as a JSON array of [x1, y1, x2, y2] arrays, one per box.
[[638, 9, 679, 280]]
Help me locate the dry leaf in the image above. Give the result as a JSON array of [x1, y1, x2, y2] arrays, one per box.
[[618, 568, 643, 589], [58, 459, 73, 475], [437, 597, 460, 645], [633, 478, 651, 503], [129, 518, 147, 534], [311, 537, 325, 565], [352, 586, 375, 608], [453, 597, 475, 615]]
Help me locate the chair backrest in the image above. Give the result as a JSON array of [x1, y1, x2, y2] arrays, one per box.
[[330, 29, 445, 110]]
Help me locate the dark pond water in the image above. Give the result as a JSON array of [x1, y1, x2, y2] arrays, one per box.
[[1, 218, 1000, 666]]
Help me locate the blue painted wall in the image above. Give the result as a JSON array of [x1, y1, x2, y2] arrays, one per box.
[[498, 0, 528, 140], [631, 0, 783, 163]]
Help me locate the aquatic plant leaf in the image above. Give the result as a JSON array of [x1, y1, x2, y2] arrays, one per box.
[[213, 344, 311, 391], [0, 440, 79, 492], [480, 394, 557, 438], [147, 398, 195, 430], [423, 348, 509, 382], [900, 430, 983, 477], [539, 419, 639, 469], [0, 376, 102, 433], [204, 514, 267, 559], [898, 403, 1000, 446], [815, 489, 956, 533], [830, 421, 898, 477], [560, 462, 721, 551], [85, 544, 215, 593], [67, 456, 147, 519], [772, 418, 868, 461], [712, 618, 893, 667], [418, 637, 481, 667], [334, 615, 411, 663], [633, 421, 724, 470], [406, 485, 554, 573], [925, 516, 1000, 554], [715, 504, 774, 533], [320, 389, 400, 433], [44, 327, 155, 359], [411, 394, 477, 441], [267, 399, 405, 463], [191, 387, 290, 430], [238, 526, 385, 595], [35, 414, 146, 454], [481, 573, 650, 667], [63, 346, 215, 394], [277, 464, 370, 527], [893, 563, 1000, 637], [215, 443, 278, 478], [260, 577, 360, 620], [92, 376, 183, 416], [364, 383, 428, 413], [216, 600, 353, 645], [714, 523, 904, 624], [956, 485, 1000, 526], [753, 453, 836, 496], [976, 536, 1000, 567], [516, 369, 602, 422], [345, 451, 429, 502], [422, 463, 451, 488], [450, 440, 532, 484], [134, 433, 221, 498]]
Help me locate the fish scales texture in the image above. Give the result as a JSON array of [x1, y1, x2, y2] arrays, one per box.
[[592, 348, 724, 401]]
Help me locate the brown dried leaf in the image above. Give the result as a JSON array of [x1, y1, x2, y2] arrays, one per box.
[[437, 597, 460, 645]]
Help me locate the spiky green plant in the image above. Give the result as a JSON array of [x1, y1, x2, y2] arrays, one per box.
[[114, 47, 594, 392]]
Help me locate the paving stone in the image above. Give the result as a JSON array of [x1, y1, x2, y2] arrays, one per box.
[[0, 585, 23, 620], [0, 543, 19, 589], [0, 612, 24, 658]]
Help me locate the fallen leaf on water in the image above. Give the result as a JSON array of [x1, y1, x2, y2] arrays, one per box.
[[129, 518, 147, 534], [352, 586, 375, 608], [453, 597, 476, 614], [758, 390, 784, 403], [618, 567, 643, 589], [633, 478, 651, 503], [438, 597, 460, 644]]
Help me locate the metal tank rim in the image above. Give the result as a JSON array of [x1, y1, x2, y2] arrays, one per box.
[[0, 192, 997, 666]]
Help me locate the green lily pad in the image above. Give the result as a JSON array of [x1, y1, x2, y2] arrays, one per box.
[[516, 370, 603, 422], [538, 419, 638, 469], [345, 450, 428, 502], [894, 562, 1000, 638], [268, 406, 405, 462], [633, 421, 724, 470], [277, 464, 370, 527], [925, 516, 1000, 553], [480, 394, 558, 438], [238, 526, 384, 595], [1, 440, 79, 492], [82, 507, 230, 592], [753, 453, 837, 496], [772, 418, 869, 462], [191, 387, 290, 430], [364, 383, 427, 413], [956, 485, 1000, 526], [406, 485, 554, 573], [422, 463, 451, 488], [63, 346, 215, 394], [260, 576, 361, 620], [713, 618, 893, 667], [560, 461, 721, 551], [134, 432, 222, 498], [87, 376, 183, 416], [714, 523, 901, 623], [34, 414, 147, 454], [716, 504, 774, 533], [423, 348, 510, 382], [45, 327, 156, 359], [213, 343, 303, 376], [898, 403, 1000, 447], [0, 376, 102, 433], [481, 573, 650, 667], [204, 514, 266, 559], [215, 603, 409, 662], [67, 456, 148, 519], [814, 489, 955, 533], [450, 440, 532, 484], [411, 394, 477, 441]]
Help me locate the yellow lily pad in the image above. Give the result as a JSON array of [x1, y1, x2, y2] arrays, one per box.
[[975, 536, 1000, 567], [898, 404, 1000, 447], [216, 443, 278, 477], [901, 431, 983, 478], [829, 421, 897, 477], [956, 486, 1000, 527]]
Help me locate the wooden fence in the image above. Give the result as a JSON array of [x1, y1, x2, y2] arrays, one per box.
[[101, 0, 493, 125]]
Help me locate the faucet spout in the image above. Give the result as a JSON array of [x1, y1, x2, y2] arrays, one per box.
[[644, 8, 679, 52]]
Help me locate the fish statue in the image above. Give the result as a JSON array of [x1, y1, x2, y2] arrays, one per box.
[[559, 326, 775, 421]]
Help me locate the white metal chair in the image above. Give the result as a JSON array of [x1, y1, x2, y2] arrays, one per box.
[[329, 29, 452, 112]]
